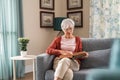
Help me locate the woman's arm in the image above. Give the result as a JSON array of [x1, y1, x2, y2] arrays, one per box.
[[59, 50, 73, 58], [77, 37, 89, 59], [46, 37, 73, 57], [46, 37, 61, 56]]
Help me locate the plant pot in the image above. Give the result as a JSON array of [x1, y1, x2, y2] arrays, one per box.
[[20, 51, 27, 57]]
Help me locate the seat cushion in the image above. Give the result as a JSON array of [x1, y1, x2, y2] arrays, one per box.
[[73, 69, 91, 80], [45, 69, 107, 80], [45, 70, 90, 80], [45, 70, 54, 80], [80, 49, 111, 69]]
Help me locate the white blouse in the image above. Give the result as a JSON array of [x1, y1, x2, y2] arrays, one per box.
[[61, 36, 76, 52]]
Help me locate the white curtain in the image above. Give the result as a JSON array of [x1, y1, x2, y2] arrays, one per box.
[[90, 0, 120, 38]]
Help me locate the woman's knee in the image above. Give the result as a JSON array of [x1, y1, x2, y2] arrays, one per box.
[[59, 58, 71, 65]]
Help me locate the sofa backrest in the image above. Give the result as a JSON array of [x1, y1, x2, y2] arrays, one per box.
[[81, 38, 114, 52], [80, 38, 114, 69]]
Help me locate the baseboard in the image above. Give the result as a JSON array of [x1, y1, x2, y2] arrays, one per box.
[[25, 65, 33, 73]]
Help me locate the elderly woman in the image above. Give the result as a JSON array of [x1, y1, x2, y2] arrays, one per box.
[[46, 18, 89, 80]]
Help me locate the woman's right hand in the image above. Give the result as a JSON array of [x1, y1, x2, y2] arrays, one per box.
[[59, 50, 73, 58]]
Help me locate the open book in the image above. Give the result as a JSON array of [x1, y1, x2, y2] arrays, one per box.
[[72, 52, 87, 59], [59, 52, 87, 59]]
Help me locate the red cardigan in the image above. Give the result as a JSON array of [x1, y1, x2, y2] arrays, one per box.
[[46, 36, 82, 56]]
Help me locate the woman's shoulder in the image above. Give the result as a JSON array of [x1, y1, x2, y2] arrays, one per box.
[[75, 36, 82, 42], [53, 36, 62, 41], [75, 36, 81, 39]]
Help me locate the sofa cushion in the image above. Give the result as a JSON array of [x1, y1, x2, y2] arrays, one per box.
[[73, 69, 91, 80], [45, 69, 90, 80], [80, 49, 111, 69], [45, 69, 107, 80], [81, 38, 113, 52], [45, 70, 54, 80]]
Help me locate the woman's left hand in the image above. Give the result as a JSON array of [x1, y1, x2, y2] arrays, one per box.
[[59, 51, 73, 58], [83, 51, 89, 58]]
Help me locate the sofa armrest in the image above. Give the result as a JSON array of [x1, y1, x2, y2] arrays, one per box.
[[86, 69, 120, 80], [36, 53, 55, 80]]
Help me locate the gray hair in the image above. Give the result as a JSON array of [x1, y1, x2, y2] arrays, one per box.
[[61, 18, 75, 31]]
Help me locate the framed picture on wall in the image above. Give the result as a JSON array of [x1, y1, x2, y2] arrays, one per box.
[[67, 11, 83, 27], [67, 0, 83, 10], [40, 0, 54, 10], [40, 11, 55, 28]]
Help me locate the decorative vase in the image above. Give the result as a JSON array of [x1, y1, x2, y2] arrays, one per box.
[[20, 51, 27, 57]]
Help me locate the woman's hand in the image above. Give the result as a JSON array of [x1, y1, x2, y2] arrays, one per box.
[[59, 50, 73, 58], [82, 51, 89, 58]]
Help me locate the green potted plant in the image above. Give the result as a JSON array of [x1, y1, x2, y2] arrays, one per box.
[[18, 38, 29, 57]]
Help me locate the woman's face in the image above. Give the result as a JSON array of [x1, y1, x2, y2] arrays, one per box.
[[63, 26, 73, 35]]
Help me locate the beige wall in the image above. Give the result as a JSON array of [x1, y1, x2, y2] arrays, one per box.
[[22, 0, 90, 66], [55, 0, 67, 17]]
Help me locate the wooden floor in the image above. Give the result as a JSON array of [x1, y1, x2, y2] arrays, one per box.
[[17, 72, 33, 80]]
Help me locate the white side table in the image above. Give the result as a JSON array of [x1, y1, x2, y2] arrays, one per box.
[[11, 55, 36, 80]]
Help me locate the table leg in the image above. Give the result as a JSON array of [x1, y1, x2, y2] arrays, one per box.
[[33, 59, 35, 80], [13, 60, 16, 80]]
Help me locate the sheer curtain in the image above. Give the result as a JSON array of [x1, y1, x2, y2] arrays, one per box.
[[90, 0, 120, 38], [0, 0, 24, 79]]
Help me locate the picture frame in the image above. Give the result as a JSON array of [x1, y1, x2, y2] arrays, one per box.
[[40, 11, 55, 28], [40, 0, 54, 10], [67, 11, 83, 27], [67, 0, 83, 10]]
